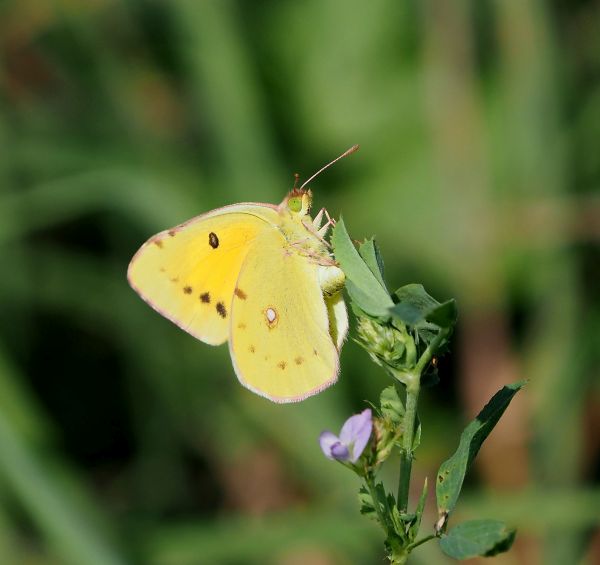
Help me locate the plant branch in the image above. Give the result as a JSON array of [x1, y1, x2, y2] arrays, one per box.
[[407, 534, 437, 551], [397, 375, 419, 510], [397, 328, 449, 511]]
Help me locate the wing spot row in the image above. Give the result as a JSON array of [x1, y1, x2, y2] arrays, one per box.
[[216, 301, 227, 318], [200, 292, 211, 303], [183, 286, 193, 294]]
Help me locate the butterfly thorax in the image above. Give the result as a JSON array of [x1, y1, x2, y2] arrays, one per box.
[[277, 189, 345, 297], [278, 189, 328, 260]]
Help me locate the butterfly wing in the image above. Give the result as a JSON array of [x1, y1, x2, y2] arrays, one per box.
[[128, 204, 279, 345], [229, 230, 345, 403]]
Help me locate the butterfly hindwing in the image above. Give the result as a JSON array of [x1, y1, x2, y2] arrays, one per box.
[[229, 230, 342, 402], [128, 204, 279, 345]]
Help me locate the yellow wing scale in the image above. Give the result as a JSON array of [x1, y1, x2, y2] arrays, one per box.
[[128, 197, 347, 403], [128, 205, 278, 345], [229, 231, 341, 402]]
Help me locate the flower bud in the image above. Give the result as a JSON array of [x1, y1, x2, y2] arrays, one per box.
[[356, 317, 410, 367]]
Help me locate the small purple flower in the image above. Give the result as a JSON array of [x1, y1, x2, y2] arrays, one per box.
[[319, 409, 373, 463]]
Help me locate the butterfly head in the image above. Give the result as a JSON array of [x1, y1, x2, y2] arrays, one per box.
[[283, 188, 312, 217]]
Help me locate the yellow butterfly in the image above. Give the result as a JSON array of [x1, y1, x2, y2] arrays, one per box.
[[127, 147, 358, 403]]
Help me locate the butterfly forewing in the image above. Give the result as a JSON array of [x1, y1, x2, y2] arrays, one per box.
[[128, 205, 278, 345]]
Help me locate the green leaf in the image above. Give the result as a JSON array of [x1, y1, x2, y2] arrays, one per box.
[[358, 238, 387, 290], [389, 506, 410, 543], [391, 284, 457, 330], [427, 299, 458, 329], [409, 478, 428, 541], [358, 482, 390, 529], [436, 381, 526, 517], [358, 486, 377, 521], [332, 219, 394, 317], [346, 280, 391, 317], [439, 520, 516, 559], [380, 385, 404, 423], [412, 417, 422, 450]]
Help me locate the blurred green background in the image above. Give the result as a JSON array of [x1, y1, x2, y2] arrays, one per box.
[[0, 1, 598, 564]]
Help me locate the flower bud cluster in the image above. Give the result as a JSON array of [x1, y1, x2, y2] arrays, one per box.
[[356, 317, 411, 370], [372, 416, 402, 466]]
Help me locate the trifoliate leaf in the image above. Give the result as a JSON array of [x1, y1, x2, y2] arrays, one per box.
[[439, 520, 516, 559]]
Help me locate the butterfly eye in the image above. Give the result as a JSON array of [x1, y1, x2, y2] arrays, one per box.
[[287, 196, 302, 213]]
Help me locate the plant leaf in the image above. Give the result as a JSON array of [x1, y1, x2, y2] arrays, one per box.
[[390, 506, 408, 542], [391, 284, 457, 331], [346, 280, 391, 318], [409, 477, 428, 541], [332, 219, 394, 317], [412, 417, 421, 451], [358, 486, 376, 521], [359, 482, 390, 531], [380, 385, 404, 423], [436, 382, 526, 517], [358, 238, 387, 290], [439, 520, 516, 559]]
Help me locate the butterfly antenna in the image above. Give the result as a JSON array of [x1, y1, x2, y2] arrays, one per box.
[[300, 144, 360, 189]]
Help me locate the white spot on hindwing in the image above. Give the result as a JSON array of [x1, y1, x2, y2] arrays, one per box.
[[264, 306, 278, 328]]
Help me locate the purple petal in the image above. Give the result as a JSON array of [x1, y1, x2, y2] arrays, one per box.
[[339, 409, 372, 463], [330, 442, 350, 461], [319, 431, 340, 460]]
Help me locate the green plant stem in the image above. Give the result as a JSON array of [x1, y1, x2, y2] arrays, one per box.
[[415, 328, 449, 376], [397, 375, 419, 511], [397, 329, 449, 511], [407, 534, 437, 551]]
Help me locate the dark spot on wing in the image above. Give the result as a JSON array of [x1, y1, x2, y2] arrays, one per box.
[[294, 356, 304, 365], [171, 277, 179, 283], [183, 286, 193, 294], [209, 232, 219, 249], [216, 301, 227, 318], [168, 230, 176, 237], [153, 239, 163, 248], [313, 348, 318, 356], [277, 361, 287, 370], [200, 292, 210, 303], [249, 345, 255, 353], [159, 267, 166, 272], [234, 288, 247, 300], [237, 322, 246, 329]]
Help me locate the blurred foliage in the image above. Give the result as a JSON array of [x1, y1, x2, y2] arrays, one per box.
[[0, 1, 598, 564]]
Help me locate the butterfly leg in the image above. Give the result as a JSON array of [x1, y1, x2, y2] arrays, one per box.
[[313, 208, 325, 230], [289, 241, 337, 265], [317, 209, 336, 238]]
